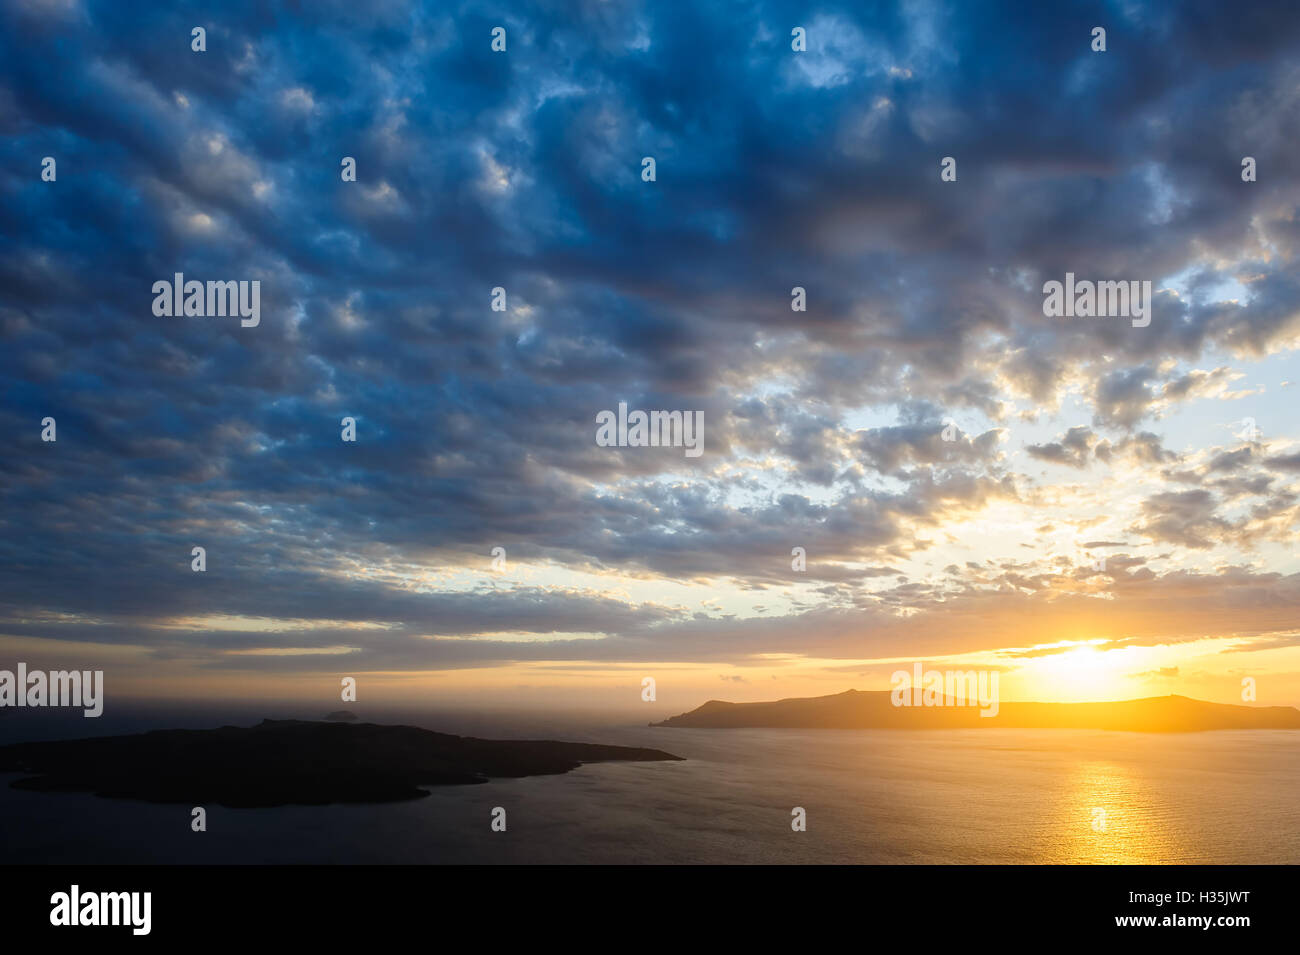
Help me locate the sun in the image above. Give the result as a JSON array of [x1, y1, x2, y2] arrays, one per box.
[[1023, 642, 1134, 702]]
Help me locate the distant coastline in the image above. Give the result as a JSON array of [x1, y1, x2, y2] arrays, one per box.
[[0, 719, 683, 808], [654, 690, 1300, 732]]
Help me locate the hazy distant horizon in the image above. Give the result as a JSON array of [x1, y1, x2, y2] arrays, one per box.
[[4, 682, 1298, 750]]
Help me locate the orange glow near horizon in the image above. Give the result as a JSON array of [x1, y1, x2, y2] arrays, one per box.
[[7, 624, 1300, 712]]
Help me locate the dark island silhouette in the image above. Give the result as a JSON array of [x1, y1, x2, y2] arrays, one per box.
[[0, 719, 683, 808], [654, 689, 1300, 732]]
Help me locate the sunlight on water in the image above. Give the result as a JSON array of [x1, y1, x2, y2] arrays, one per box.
[[1056, 760, 1176, 864], [1, 726, 1297, 864]]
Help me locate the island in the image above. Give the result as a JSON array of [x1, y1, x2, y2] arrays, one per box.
[[653, 690, 1300, 732], [0, 719, 683, 808]]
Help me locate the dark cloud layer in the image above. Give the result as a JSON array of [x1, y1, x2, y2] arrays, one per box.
[[3, 0, 1300, 673]]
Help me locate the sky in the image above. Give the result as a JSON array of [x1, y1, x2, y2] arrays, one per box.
[[3, 0, 1300, 717]]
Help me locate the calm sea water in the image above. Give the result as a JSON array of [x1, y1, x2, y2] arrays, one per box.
[[2, 716, 1297, 864]]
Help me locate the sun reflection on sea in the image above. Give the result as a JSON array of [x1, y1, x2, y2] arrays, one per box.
[[1053, 759, 1185, 864]]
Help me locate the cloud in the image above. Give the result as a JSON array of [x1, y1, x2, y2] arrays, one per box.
[[2, 0, 1300, 684]]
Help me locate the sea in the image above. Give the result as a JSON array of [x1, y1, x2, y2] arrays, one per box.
[[2, 704, 1297, 864]]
